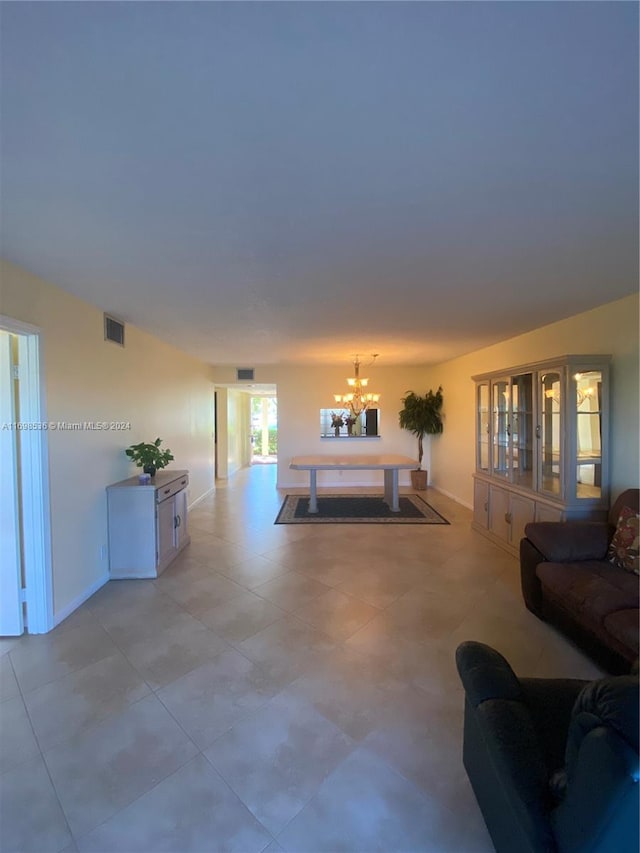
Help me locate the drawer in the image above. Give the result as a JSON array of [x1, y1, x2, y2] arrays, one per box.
[[156, 474, 189, 503]]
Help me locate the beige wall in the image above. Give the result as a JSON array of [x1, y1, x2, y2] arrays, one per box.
[[1, 260, 215, 621], [426, 294, 639, 507], [212, 363, 439, 488], [226, 390, 252, 477]]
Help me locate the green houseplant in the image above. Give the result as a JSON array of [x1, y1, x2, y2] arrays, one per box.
[[398, 387, 444, 489], [125, 438, 174, 477]]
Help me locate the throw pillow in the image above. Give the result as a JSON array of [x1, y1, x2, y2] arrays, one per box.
[[607, 505, 639, 574]]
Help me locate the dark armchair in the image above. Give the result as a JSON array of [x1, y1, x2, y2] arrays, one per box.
[[456, 641, 639, 853]]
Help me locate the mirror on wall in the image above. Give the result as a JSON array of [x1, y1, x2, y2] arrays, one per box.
[[320, 408, 379, 438]]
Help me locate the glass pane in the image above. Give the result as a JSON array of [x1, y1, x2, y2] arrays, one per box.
[[540, 372, 561, 495], [319, 409, 374, 437], [511, 373, 533, 489], [575, 370, 602, 499], [492, 380, 509, 478], [478, 383, 490, 471]]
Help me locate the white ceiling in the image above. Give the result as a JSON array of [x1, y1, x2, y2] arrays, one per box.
[[1, 2, 637, 366]]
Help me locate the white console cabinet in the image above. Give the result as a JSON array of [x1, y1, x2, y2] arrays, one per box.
[[107, 470, 190, 578]]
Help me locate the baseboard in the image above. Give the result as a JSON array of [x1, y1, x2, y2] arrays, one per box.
[[430, 485, 473, 511], [188, 486, 215, 510], [54, 571, 110, 627]]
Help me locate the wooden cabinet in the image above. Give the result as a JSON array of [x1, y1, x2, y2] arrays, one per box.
[[472, 356, 610, 555], [473, 478, 490, 529], [107, 470, 190, 578]]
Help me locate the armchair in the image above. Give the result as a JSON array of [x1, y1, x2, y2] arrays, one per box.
[[456, 641, 639, 853]]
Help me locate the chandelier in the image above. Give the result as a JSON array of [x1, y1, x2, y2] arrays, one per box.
[[333, 355, 380, 418]]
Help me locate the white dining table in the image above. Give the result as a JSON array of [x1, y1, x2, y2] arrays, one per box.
[[289, 454, 418, 513]]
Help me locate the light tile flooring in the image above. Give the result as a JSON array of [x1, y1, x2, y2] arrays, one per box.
[[1, 465, 604, 853]]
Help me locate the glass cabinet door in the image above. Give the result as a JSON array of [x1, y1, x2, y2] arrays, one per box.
[[474, 356, 608, 527], [539, 370, 562, 497], [511, 373, 534, 489], [574, 370, 602, 499], [477, 383, 490, 472], [492, 379, 510, 479]]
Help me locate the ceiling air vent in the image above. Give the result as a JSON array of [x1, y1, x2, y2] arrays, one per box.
[[237, 368, 254, 381], [104, 314, 125, 346]]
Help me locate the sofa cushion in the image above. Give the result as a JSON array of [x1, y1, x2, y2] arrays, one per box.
[[524, 521, 610, 562], [536, 561, 640, 632], [603, 610, 640, 658], [607, 505, 640, 574]]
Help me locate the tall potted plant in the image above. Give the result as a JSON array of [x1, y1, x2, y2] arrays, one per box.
[[398, 387, 444, 489]]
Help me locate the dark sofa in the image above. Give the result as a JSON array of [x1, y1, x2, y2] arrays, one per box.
[[456, 641, 639, 853], [520, 489, 639, 674]]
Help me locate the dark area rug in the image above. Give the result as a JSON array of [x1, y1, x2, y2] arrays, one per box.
[[275, 494, 450, 525]]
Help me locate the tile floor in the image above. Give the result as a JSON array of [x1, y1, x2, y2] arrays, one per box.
[[0, 465, 605, 853]]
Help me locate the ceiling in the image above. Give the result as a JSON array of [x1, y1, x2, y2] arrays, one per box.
[[1, 2, 637, 367]]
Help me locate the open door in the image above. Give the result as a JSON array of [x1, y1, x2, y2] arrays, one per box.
[[0, 331, 24, 634], [0, 318, 53, 635], [250, 395, 277, 464]]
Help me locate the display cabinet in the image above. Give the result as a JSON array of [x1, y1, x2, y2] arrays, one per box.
[[472, 356, 610, 555]]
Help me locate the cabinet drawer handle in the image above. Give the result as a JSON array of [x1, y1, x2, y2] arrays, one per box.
[[164, 488, 171, 494], [181, 480, 186, 486]]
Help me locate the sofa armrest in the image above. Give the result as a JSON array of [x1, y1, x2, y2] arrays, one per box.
[[520, 538, 546, 615], [456, 641, 523, 707], [552, 728, 640, 853], [524, 521, 611, 562]]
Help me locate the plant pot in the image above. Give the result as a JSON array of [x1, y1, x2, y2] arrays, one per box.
[[410, 469, 428, 490], [143, 465, 157, 478]]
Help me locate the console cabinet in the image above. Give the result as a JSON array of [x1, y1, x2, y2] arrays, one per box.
[[472, 356, 610, 555], [107, 470, 190, 578]]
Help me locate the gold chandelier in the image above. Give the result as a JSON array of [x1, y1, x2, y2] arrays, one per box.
[[333, 355, 380, 418]]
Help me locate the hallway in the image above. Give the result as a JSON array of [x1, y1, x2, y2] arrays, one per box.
[[1, 466, 603, 852]]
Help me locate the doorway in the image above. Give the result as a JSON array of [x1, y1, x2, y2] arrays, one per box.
[[250, 395, 277, 465], [0, 317, 53, 635]]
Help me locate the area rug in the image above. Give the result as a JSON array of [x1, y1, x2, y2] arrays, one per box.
[[275, 494, 450, 525]]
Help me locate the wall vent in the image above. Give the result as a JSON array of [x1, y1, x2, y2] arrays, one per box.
[[236, 368, 254, 381], [104, 314, 125, 346]]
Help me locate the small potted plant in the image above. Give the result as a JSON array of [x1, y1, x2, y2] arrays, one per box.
[[125, 437, 174, 478], [398, 387, 444, 489]]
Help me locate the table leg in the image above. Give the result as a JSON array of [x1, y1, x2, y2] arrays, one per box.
[[383, 468, 401, 511], [308, 470, 318, 513]]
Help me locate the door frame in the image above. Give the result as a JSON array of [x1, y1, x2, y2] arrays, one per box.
[[0, 315, 54, 633]]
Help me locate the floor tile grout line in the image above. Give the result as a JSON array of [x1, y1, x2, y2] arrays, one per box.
[[68, 747, 201, 848]]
